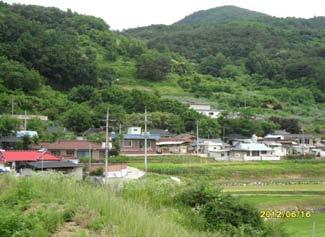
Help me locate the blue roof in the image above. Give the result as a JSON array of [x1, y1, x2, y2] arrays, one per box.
[[111, 133, 160, 140]]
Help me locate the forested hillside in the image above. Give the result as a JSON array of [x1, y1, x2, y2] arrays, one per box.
[[0, 2, 222, 141], [125, 6, 325, 134], [126, 6, 325, 96], [0, 2, 324, 141]]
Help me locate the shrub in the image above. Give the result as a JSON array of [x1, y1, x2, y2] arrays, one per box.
[[177, 183, 265, 234], [90, 167, 104, 176], [109, 156, 129, 164]]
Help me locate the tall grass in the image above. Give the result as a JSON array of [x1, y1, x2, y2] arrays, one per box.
[[0, 175, 208, 237]]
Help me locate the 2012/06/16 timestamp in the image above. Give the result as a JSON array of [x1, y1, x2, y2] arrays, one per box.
[[260, 210, 312, 219]]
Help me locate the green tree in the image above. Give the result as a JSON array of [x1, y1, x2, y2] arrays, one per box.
[[62, 104, 94, 133], [68, 85, 96, 103], [136, 51, 172, 81], [0, 56, 43, 92], [199, 53, 227, 77], [0, 116, 21, 136]]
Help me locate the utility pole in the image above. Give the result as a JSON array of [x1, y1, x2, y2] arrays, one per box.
[[196, 119, 199, 154], [144, 107, 148, 172], [105, 108, 109, 177], [24, 110, 27, 130], [88, 143, 92, 170], [222, 126, 226, 141], [11, 98, 14, 115]]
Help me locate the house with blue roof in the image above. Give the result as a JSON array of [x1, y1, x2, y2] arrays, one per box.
[[120, 127, 160, 155], [209, 135, 281, 161]]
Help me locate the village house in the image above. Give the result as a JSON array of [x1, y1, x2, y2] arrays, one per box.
[[194, 139, 225, 154], [120, 127, 160, 155], [0, 150, 83, 179], [0, 150, 60, 171], [37, 140, 107, 161], [266, 130, 315, 146], [149, 129, 174, 138], [264, 130, 315, 155], [230, 142, 280, 161], [156, 137, 192, 154], [210, 142, 280, 161], [263, 141, 287, 157], [209, 135, 281, 161], [189, 103, 221, 119], [23, 160, 83, 180]]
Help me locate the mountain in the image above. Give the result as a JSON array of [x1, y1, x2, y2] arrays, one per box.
[[0, 2, 323, 138], [125, 6, 325, 96], [175, 5, 271, 25]]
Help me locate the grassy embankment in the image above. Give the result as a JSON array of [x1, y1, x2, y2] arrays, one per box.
[[0, 174, 207, 237]]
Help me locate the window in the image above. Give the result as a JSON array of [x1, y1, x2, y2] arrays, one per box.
[[51, 150, 60, 156], [124, 140, 132, 147], [261, 151, 267, 155], [77, 150, 91, 158], [140, 140, 151, 148], [246, 151, 251, 156], [252, 151, 259, 156], [209, 112, 214, 115], [66, 150, 74, 156]]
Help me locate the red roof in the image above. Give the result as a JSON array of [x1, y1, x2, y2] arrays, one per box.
[[38, 140, 103, 150], [0, 151, 60, 162]]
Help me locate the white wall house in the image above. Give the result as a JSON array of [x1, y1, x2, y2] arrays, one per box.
[[189, 103, 221, 119], [209, 142, 280, 161], [263, 141, 287, 157], [196, 139, 224, 154]]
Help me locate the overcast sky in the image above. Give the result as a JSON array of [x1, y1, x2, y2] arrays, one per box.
[[3, 0, 325, 30]]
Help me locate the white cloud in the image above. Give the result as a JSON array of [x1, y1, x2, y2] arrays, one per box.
[[3, 0, 325, 30]]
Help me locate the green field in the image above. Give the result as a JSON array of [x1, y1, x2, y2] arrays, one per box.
[[129, 157, 325, 236]]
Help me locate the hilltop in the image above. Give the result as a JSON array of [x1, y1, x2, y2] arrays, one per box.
[[175, 5, 271, 25]]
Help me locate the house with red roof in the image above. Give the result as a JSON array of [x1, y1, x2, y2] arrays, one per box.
[[0, 150, 60, 170], [0, 150, 83, 179]]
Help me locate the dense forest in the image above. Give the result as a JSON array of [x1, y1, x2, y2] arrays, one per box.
[[0, 3, 324, 142]]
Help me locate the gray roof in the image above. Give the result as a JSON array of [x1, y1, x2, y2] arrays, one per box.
[[26, 161, 82, 169]]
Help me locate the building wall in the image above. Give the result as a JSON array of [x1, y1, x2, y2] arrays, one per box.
[[121, 139, 157, 154], [49, 149, 103, 161], [210, 150, 280, 161]]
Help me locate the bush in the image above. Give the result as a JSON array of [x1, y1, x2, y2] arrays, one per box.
[[176, 183, 265, 235], [109, 156, 129, 164], [89, 167, 104, 176]]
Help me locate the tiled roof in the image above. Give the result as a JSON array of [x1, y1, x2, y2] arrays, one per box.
[[0, 150, 60, 162], [40, 140, 103, 150]]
